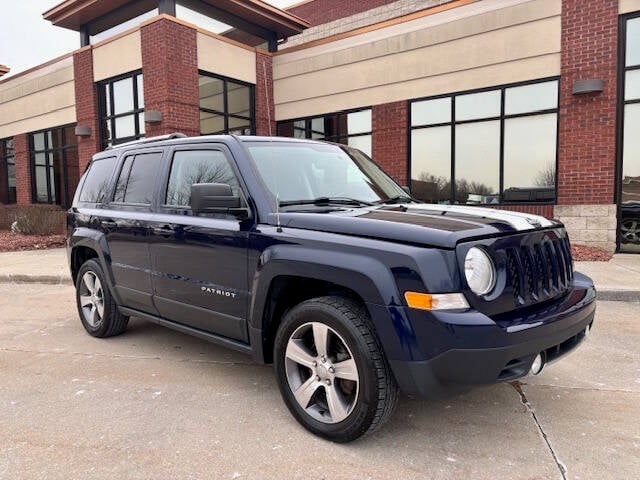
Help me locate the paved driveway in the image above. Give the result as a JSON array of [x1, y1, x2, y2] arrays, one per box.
[[0, 284, 638, 479]]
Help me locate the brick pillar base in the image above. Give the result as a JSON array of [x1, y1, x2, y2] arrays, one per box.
[[14, 134, 31, 204], [372, 101, 408, 185], [73, 46, 101, 183], [141, 18, 199, 137], [255, 51, 275, 136]]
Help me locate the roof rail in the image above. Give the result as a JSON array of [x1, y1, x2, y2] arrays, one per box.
[[105, 133, 187, 150]]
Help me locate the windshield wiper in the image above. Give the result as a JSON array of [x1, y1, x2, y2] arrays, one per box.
[[279, 197, 375, 207], [375, 195, 415, 205]]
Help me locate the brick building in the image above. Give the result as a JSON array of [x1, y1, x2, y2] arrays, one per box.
[[0, 0, 639, 253]]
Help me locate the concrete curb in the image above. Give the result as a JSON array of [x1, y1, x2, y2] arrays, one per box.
[[596, 290, 640, 302], [0, 275, 72, 285]]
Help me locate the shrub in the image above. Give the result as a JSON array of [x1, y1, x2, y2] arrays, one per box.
[[0, 204, 65, 235]]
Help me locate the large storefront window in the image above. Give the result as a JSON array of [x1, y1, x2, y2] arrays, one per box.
[[0, 138, 16, 204], [619, 15, 640, 252], [99, 71, 145, 148], [277, 109, 373, 156], [410, 79, 559, 205], [199, 72, 254, 135], [30, 125, 78, 207]]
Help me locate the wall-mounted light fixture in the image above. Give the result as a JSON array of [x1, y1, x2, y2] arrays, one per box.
[[145, 110, 163, 123], [572, 79, 605, 95], [75, 125, 91, 137]]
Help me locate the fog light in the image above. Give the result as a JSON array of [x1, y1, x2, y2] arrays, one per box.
[[530, 353, 545, 375]]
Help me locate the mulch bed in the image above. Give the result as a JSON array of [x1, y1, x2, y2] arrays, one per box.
[[571, 244, 614, 262], [0, 231, 66, 252]]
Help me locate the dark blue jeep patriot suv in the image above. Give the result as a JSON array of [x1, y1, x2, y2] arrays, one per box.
[[67, 133, 596, 442]]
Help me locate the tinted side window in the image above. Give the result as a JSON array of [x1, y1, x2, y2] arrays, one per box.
[[79, 157, 117, 203], [113, 152, 163, 205], [165, 150, 239, 207]]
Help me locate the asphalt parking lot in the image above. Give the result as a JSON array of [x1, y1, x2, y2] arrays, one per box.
[[0, 284, 638, 480]]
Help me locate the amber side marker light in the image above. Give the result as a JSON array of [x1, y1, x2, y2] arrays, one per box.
[[404, 291, 470, 311]]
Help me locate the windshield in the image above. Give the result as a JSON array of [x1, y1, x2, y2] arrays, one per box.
[[244, 141, 409, 207]]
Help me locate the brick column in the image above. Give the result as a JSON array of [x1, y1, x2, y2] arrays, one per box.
[[255, 51, 276, 136], [556, 0, 619, 251], [13, 134, 31, 204], [73, 46, 101, 175], [372, 101, 408, 185], [141, 18, 200, 137]]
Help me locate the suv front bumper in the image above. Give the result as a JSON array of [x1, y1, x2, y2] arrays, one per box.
[[371, 273, 596, 398]]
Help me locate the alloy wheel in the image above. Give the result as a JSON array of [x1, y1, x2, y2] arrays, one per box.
[[79, 271, 105, 328], [284, 321, 360, 424]]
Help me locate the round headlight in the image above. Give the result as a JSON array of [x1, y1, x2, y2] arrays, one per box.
[[464, 247, 496, 295]]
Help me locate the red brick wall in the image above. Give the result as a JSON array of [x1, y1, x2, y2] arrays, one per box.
[[13, 134, 31, 204], [487, 204, 555, 219], [288, 0, 399, 26], [255, 51, 276, 136], [73, 47, 100, 176], [557, 0, 618, 205], [372, 101, 408, 185], [141, 18, 200, 137]]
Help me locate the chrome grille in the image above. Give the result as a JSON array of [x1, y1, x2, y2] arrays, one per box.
[[506, 236, 574, 306]]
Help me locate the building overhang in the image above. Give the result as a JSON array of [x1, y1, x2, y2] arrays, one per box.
[[43, 0, 309, 39]]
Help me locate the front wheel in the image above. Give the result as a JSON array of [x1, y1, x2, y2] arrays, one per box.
[[274, 296, 398, 442]]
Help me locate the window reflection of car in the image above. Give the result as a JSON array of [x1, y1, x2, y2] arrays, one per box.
[[620, 203, 640, 244]]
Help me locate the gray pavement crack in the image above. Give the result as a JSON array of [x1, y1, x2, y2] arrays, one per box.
[[511, 381, 568, 480]]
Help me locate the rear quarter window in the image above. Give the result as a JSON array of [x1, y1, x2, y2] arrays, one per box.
[[79, 157, 117, 204]]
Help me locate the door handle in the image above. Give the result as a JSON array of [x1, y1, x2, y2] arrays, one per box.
[[101, 220, 117, 229], [152, 225, 175, 237]]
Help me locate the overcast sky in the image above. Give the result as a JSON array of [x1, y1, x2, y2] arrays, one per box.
[[0, 0, 300, 77]]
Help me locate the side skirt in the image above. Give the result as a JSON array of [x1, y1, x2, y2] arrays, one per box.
[[118, 306, 253, 356]]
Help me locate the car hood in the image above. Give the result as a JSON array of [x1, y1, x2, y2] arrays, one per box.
[[269, 204, 559, 248]]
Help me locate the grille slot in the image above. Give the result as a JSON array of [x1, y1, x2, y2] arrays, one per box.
[[505, 235, 574, 307]]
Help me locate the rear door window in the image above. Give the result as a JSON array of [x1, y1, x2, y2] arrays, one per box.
[[79, 156, 117, 204], [113, 152, 163, 205]]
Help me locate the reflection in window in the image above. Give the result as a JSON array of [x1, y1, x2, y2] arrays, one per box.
[[79, 157, 117, 204], [277, 109, 373, 156], [90, 9, 158, 43], [199, 73, 254, 135], [176, 2, 233, 34], [113, 153, 163, 205], [99, 72, 145, 148], [620, 15, 640, 251], [166, 150, 239, 207], [29, 126, 78, 206], [410, 79, 558, 204], [0, 138, 16, 204]]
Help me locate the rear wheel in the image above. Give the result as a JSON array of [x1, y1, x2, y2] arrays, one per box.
[[274, 296, 398, 442], [75, 259, 128, 338]]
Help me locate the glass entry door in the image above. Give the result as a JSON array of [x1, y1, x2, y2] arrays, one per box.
[[619, 15, 640, 252]]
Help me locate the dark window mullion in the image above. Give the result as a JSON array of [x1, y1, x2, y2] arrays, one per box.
[[223, 80, 229, 133], [450, 96, 456, 204], [499, 87, 506, 202]]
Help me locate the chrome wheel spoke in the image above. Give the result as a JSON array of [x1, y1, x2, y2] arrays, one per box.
[[95, 300, 104, 318], [293, 375, 319, 409], [325, 383, 349, 423], [89, 304, 98, 327], [286, 339, 315, 368], [80, 295, 93, 307], [333, 358, 358, 381], [82, 272, 96, 294], [312, 322, 329, 359]]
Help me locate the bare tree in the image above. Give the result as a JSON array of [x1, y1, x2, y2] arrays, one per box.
[[534, 162, 556, 188]]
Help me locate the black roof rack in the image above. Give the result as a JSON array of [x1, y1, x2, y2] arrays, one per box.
[[105, 133, 187, 150]]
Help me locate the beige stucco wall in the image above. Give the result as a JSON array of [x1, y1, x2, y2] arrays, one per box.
[[93, 30, 143, 82], [273, 0, 562, 120], [620, 0, 640, 14], [0, 56, 76, 138], [197, 33, 257, 84]]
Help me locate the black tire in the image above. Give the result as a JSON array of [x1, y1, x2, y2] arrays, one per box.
[[75, 259, 129, 338], [274, 296, 398, 442]]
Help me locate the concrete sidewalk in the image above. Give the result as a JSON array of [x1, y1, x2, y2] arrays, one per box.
[[0, 248, 639, 301]]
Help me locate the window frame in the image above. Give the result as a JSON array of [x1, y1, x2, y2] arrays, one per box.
[[408, 77, 561, 205], [0, 137, 16, 204], [29, 124, 77, 206], [98, 70, 145, 150], [198, 71, 255, 136], [276, 107, 373, 149], [615, 12, 640, 251]]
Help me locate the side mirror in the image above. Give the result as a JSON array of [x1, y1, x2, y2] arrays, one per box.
[[190, 183, 244, 216]]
